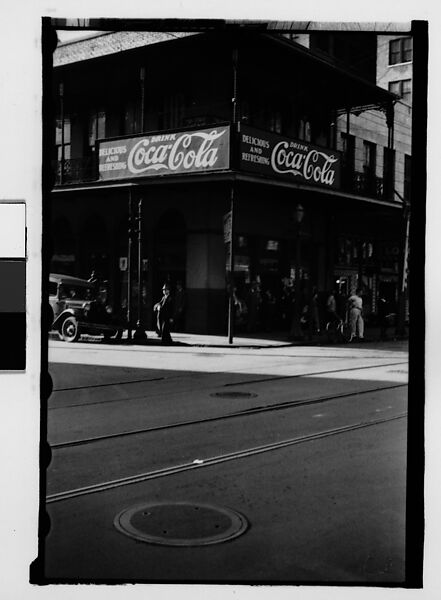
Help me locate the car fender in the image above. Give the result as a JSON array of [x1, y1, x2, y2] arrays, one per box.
[[53, 308, 81, 330]]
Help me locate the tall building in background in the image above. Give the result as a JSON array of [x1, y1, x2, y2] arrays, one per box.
[[287, 30, 412, 314]]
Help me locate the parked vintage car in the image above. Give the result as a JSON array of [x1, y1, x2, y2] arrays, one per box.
[[49, 273, 125, 342]]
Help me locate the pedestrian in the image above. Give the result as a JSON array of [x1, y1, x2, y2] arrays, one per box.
[[378, 295, 396, 340], [347, 288, 364, 341], [246, 282, 262, 333], [233, 287, 247, 329], [153, 283, 174, 344], [261, 287, 277, 332], [280, 278, 294, 330], [309, 286, 321, 336], [326, 289, 341, 324], [173, 281, 186, 332], [88, 270, 99, 288]]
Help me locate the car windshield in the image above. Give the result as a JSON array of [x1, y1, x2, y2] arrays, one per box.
[[59, 284, 96, 301]]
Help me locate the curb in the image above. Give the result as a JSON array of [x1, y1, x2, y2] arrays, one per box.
[[49, 331, 408, 349]]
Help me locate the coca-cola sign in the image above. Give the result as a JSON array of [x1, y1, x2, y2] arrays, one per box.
[[239, 125, 341, 189], [98, 125, 230, 181]]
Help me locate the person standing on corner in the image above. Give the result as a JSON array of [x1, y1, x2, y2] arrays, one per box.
[[347, 288, 364, 342], [154, 283, 174, 344]]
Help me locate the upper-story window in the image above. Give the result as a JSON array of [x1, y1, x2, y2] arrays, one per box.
[[388, 79, 412, 104], [88, 110, 106, 153], [123, 99, 141, 135], [389, 37, 413, 65], [298, 118, 311, 142], [363, 141, 376, 175], [160, 93, 185, 130], [268, 110, 282, 134], [55, 117, 71, 160]]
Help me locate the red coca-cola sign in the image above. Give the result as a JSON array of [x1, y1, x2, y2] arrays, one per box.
[[239, 125, 341, 189], [98, 125, 230, 181]]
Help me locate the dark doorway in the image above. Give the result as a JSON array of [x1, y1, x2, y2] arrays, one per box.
[[153, 209, 187, 301]]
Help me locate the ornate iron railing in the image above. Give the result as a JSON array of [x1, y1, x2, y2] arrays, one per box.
[[53, 157, 98, 185], [342, 169, 390, 200]]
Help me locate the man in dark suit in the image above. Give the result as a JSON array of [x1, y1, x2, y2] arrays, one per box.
[[154, 283, 174, 344]]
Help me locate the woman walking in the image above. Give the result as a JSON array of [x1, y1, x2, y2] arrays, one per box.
[[347, 288, 364, 342]]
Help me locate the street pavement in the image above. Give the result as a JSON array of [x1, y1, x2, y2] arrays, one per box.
[[43, 336, 409, 583]]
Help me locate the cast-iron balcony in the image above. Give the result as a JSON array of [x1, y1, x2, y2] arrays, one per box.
[[343, 170, 388, 200], [53, 157, 98, 185]]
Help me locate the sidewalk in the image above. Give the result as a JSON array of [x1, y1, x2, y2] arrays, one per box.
[[49, 326, 408, 349]]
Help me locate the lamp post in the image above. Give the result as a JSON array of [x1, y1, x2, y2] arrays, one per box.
[[293, 203, 305, 339], [134, 197, 147, 341]]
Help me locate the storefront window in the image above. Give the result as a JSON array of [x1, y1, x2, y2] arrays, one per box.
[[337, 236, 375, 267], [237, 235, 248, 249], [266, 240, 279, 251]]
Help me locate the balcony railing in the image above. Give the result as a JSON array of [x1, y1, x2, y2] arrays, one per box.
[[53, 154, 394, 203], [342, 170, 391, 200], [53, 157, 98, 185]]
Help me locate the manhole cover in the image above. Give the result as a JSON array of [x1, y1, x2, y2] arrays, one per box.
[[114, 502, 248, 546], [211, 392, 257, 399]]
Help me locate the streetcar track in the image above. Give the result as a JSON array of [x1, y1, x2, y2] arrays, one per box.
[[52, 376, 165, 392], [46, 412, 407, 504], [50, 382, 407, 449], [49, 361, 408, 410]]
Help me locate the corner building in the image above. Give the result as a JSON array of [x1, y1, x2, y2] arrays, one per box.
[[51, 29, 409, 334]]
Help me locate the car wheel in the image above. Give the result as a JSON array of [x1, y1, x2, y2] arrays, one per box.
[[61, 317, 80, 343]]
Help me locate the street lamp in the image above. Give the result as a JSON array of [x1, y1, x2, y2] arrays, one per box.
[[293, 203, 305, 339]]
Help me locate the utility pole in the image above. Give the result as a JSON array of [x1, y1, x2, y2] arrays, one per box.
[[127, 190, 134, 342], [227, 44, 239, 344], [134, 197, 147, 341], [227, 187, 235, 344]]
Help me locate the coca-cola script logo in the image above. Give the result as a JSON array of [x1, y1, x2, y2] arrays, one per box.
[[271, 141, 338, 187], [127, 129, 227, 175]]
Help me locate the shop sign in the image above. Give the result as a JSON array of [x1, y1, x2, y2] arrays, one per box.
[[98, 125, 230, 181], [239, 125, 341, 190]]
